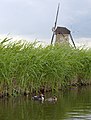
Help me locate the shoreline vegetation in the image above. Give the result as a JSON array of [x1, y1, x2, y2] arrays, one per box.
[[0, 38, 91, 98]]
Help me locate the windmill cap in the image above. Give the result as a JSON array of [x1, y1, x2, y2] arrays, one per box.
[[55, 27, 71, 35]]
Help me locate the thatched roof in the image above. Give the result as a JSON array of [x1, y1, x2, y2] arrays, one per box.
[[55, 27, 70, 35]]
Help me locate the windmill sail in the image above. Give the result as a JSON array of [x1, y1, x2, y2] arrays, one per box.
[[69, 33, 76, 48], [51, 3, 60, 44]]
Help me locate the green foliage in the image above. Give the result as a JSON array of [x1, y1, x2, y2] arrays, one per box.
[[0, 38, 91, 94]]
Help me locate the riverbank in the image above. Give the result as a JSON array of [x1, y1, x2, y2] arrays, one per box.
[[0, 38, 91, 98]]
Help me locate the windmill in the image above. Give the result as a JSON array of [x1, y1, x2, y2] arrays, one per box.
[[51, 3, 76, 48]]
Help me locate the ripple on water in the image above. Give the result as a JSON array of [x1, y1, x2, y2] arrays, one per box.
[[65, 107, 91, 120]]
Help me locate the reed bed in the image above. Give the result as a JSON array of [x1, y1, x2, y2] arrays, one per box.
[[0, 38, 91, 97]]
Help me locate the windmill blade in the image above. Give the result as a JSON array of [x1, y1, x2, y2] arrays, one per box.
[[54, 3, 60, 29], [51, 3, 60, 44], [51, 32, 55, 44], [69, 33, 76, 48]]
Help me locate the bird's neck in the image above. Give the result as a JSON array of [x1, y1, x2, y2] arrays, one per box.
[[41, 96, 44, 101]]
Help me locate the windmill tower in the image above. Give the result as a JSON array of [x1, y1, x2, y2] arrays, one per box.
[[55, 26, 70, 44], [51, 3, 76, 48]]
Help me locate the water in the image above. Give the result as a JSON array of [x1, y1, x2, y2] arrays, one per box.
[[0, 86, 91, 120]]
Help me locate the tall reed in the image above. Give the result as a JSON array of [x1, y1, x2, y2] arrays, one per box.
[[0, 38, 91, 96]]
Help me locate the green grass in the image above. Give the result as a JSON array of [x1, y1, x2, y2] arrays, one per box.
[[0, 37, 91, 96]]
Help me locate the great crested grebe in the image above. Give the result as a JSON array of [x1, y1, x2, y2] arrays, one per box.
[[32, 94, 44, 101], [45, 96, 57, 102]]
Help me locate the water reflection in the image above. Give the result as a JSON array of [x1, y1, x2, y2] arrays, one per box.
[[0, 86, 91, 120]]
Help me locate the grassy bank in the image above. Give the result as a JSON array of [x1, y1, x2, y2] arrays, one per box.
[[0, 38, 91, 97]]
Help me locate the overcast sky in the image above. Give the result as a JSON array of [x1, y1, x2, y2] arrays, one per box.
[[0, 0, 91, 46]]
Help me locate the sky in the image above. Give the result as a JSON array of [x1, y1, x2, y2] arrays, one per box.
[[0, 0, 91, 47]]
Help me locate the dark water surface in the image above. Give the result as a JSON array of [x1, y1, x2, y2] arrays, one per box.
[[1, 86, 91, 120]]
